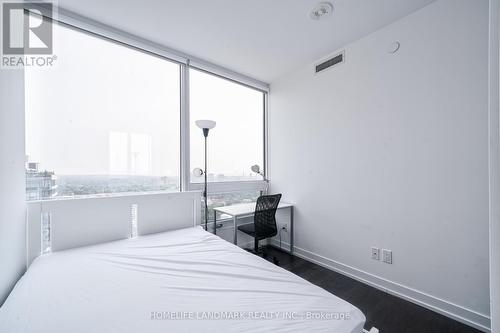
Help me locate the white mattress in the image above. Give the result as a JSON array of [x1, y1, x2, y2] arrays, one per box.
[[0, 227, 365, 333]]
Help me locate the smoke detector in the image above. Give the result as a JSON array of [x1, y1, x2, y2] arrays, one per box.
[[309, 2, 334, 20]]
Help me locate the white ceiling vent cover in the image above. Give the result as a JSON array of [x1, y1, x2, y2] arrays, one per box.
[[315, 51, 345, 74]]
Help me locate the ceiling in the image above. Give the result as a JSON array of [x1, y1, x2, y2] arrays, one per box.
[[55, 0, 436, 83]]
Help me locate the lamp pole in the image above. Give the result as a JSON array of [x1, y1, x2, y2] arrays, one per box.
[[194, 120, 216, 233], [203, 128, 208, 232]]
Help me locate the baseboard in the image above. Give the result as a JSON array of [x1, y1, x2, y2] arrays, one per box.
[[269, 239, 491, 332]]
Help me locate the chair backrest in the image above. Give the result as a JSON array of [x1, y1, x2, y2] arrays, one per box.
[[254, 193, 282, 240]]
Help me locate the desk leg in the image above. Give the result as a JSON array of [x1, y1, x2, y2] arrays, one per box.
[[290, 206, 294, 255], [213, 210, 217, 235], [233, 216, 237, 245]]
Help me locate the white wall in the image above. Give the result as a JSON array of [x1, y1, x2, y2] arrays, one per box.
[[489, 0, 500, 331], [269, 0, 490, 330], [0, 69, 26, 305]]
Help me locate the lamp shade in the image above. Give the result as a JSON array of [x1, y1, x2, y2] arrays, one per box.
[[195, 120, 216, 130], [251, 165, 261, 174]]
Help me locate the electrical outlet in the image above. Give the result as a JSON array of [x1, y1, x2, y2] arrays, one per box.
[[382, 249, 392, 264], [371, 247, 380, 260]]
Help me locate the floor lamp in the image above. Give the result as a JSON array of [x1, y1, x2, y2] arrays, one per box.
[[193, 119, 216, 233]]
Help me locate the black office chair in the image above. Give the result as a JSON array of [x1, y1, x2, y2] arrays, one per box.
[[238, 194, 282, 258]]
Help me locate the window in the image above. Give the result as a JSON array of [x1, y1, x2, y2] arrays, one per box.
[[24, 17, 268, 203], [189, 69, 265, 183], [25, 22, 180, 199]]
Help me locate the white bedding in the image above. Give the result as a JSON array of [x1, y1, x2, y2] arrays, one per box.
[[0, 227, 365, 333]]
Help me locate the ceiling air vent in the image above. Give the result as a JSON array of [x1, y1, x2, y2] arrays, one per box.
[[315, 51, 344, 74]]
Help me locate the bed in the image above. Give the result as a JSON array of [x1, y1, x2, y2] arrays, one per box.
[[0, 192, 374, 333]]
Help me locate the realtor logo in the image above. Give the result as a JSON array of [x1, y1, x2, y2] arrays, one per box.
[[1, 1, 57, 68], [2, 2, 52, 54]]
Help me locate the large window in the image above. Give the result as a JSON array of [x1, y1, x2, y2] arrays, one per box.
[[24, 19, 267, 202], [25, 22, 180, 199], [189, 69, 265, 183]]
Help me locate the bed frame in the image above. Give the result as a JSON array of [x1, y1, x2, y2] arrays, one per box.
[[26, 191, 201, 267]]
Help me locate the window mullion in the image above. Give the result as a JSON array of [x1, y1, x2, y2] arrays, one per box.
[[180, 64, 190, 192]]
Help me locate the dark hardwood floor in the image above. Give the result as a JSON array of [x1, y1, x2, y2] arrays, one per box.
[[260, 246, 481, 333]]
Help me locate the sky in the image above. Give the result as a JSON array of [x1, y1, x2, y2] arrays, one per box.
[[25, 20, 263, 181]]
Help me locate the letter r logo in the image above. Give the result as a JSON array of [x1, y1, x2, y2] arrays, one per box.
[[2, 2, 53, 55]]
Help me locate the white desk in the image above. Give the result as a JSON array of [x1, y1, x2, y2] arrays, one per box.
[[213, 202, 294, 254]]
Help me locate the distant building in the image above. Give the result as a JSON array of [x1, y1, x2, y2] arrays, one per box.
[[26, 162, 58, 200]]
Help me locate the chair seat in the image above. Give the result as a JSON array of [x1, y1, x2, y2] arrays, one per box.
[[237, 223, 256, 237], [238, 223, 277, 240]]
